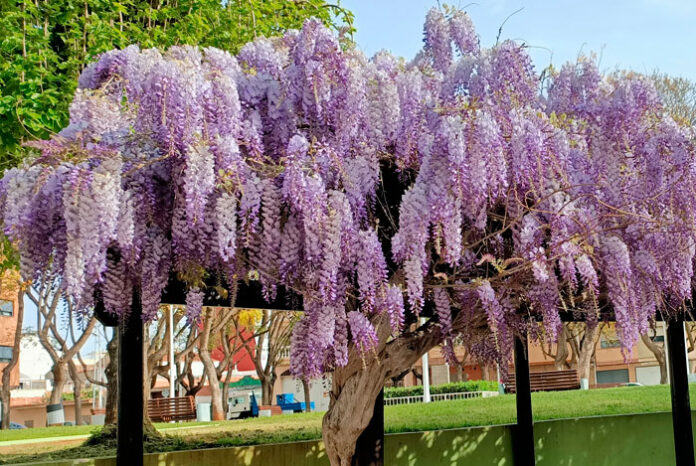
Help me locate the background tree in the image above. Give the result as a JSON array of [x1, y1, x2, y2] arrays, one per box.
[[651, 72, 696, 126], [0, 0, 353, 168], [26, 283, 96, 419], [233, 309, 299, 405]]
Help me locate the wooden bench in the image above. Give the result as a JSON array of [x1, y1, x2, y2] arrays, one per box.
[[505, 369, 580, 393], [148, 396, 197, 422]]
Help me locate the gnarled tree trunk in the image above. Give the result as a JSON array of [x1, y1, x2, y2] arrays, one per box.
[[322, 316, 443, 466]]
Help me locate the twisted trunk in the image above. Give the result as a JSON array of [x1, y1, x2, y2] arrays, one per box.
[[322, 317, 442, 466]]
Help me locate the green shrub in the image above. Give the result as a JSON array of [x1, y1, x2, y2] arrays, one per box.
[[384, 380, 498, 399]]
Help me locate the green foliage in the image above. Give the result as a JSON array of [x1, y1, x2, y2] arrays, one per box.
[[0, 0, 354, 170], [60, 388, 94, 401], [384, 380, 499, 399]]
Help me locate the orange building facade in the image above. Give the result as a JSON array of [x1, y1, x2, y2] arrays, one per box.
[[0, 282, 19, 388]]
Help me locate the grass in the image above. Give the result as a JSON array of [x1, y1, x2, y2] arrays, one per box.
[[0, 420, 223, 443], [0, 384, 686, 464]]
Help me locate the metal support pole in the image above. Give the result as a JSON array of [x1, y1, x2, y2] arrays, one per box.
[[422, 351, 431, 403], [420, 317, 431, 403], [168, 305, 175, 398], [667, 316, 695, 466], [352, 389, 384, 466], [514, 334, 535, 466], [118, 287, 144, 466]]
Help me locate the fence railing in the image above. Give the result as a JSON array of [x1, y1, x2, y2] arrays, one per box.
[[383, 390, 499, 406]]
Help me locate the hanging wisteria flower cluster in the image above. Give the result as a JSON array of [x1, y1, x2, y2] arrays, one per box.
[[1, 8, 695, 378]]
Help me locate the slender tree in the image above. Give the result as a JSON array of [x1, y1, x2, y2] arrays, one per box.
[[26, 284, 96, 419], [233, 309, 299, 405]]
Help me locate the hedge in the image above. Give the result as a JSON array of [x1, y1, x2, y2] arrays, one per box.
[[384, 380, 498, 399]]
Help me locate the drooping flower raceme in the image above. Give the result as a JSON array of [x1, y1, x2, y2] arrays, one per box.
[[1, 8, 695, 380]]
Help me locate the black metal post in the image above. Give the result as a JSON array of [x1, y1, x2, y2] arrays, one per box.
[[513, 334, 535, 466], [117, 287, 144, 466], [352, 389, 384, 466], [667, 316, 695, 466]]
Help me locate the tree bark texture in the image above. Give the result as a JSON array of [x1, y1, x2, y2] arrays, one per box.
[[104, 330, 118, 425], [322, 315, 445, 466]]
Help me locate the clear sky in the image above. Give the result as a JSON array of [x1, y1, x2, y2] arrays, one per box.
[[341, 0, 696, 80]]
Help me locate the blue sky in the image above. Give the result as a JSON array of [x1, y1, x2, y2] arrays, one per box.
[[341, 0, 696, 80]]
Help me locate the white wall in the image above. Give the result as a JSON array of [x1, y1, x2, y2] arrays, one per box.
[[635, 365, 662, 386]]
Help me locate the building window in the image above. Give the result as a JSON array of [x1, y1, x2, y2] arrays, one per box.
[[600, 335, 622, 349], [596, 368, 629, 384], [650, 335, 665, 343], [0, 346, 13, 363], [0, 300, 12, 317]]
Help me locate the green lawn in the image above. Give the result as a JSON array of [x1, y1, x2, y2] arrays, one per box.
[[0, 421, 217, 443], [0, 384, 686, 464]]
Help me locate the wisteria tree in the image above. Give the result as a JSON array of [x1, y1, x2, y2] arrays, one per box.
[[1, 7, 695, 465]]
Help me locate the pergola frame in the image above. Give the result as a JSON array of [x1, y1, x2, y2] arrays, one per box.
[[98, 287, 696, 466]]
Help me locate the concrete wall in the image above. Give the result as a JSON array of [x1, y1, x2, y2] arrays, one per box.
[[28, 411, 693, 466], [11, 400, 94, 428]]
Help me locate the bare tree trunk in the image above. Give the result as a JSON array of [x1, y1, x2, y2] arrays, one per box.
[[1, 290, 24, 429], [104, 331, 118, 425], [455, 364, 463, 382], [68, 361, 83, 425], [49, 362, 68, 405], [221, 363, 232, 417], [198, 310, 224, 421], [199, 348, 224, 420], [641, 333, 668, 384], [554, 325, 571, 370], [576, 324, 600, 381], [260, 374, 275, 406], [302, 378, 312, 413]]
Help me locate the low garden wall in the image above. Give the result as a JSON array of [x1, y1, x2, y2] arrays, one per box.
[[31, 411, 692, 466]]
